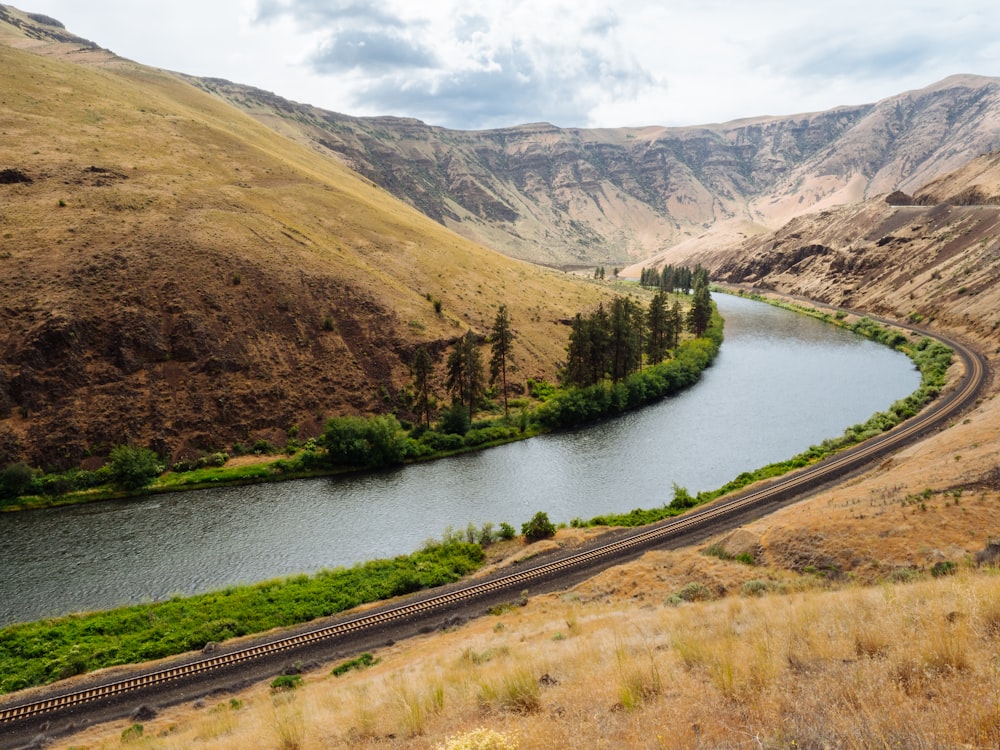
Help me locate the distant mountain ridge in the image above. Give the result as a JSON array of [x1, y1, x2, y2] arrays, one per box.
[[190, 75, 1000, 268]]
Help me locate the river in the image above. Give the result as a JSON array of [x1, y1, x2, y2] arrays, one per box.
[[0, 294, 922, 626]]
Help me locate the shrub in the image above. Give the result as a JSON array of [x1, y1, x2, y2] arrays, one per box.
[[108, 445, 164, 490], [521, 511, 556, 542], [331, 652, 379, 676], [270, 674, 303, 691], [418, 430, 465, 452], [498, 521, 516, 540], [931, 560, 957, 577], [438, 401, 471, 436], [671, 483, 696, 509], [676, 582, 714, 602], [321, 415, 406, 468], [0, 462, 36, 499]]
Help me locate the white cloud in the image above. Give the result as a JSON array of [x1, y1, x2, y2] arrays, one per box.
[[19, 0, 1000, 129]]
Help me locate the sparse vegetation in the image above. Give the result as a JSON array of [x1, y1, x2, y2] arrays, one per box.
[[269, 674, 303, 691], [331, 652, 380, 676], [68, 571, 1000, 748]]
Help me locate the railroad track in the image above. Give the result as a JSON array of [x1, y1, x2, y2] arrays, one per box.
[[0, 316, 988, 740]]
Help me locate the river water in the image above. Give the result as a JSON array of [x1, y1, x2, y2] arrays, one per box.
[[0, 294, 921, 626]]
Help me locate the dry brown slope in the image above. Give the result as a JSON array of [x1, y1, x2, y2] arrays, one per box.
[[0, 25, 614, 468]]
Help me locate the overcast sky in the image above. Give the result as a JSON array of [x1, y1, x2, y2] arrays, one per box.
[[22, 1, 1000, 130]]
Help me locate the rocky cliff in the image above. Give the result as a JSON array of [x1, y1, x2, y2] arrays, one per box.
[[701, 149, 1000, 349], [192, 76, 1000, 269]]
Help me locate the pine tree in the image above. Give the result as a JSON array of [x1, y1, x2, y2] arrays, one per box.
[[564, 313, 593, 386], [609, 297, 642, 382], [667, 299, 683, 350], [411, 346, 434, 428], [446, 330, 485, 420], [646, 290, 668, 364], [488, 305, 516, 417], [588, 303, 611, 384], [686, 274, 712, 336]]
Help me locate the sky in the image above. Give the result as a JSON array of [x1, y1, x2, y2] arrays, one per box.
[[21, 0, 1000, 131]]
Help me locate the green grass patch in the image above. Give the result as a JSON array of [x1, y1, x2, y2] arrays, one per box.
[[331, 651, 380, 676], [0, 540, 483, 694]]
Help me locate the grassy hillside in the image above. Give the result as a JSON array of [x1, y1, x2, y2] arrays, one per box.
[[0, 26, 616, 469]]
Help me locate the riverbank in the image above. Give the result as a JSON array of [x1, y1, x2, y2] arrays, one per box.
[[33, 285, 996, 750], [1, 307, 724, 513], [0, 299, 943, 691]]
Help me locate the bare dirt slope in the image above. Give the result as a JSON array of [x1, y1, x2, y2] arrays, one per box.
[[0, 8, 617, 468]]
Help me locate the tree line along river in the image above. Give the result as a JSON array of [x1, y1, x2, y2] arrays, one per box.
[[0, 294, 921, 626]]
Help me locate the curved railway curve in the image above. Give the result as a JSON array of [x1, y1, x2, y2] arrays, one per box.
[[0, 311, 989, 748]]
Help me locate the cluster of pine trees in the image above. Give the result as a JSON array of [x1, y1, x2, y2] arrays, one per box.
[[563, 266, 712, 387], [410, 305, 516, 430], [638, 263, 702, 292]]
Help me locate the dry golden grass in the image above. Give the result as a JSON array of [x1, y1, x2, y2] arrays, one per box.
[[51, 558, 1000, 750], [0, 27, 624, 464]]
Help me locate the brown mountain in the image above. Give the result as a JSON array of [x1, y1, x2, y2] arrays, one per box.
[[190, 75, 1000, 270], [696, 149, 1000, 350], [0, 6, 615, 469]]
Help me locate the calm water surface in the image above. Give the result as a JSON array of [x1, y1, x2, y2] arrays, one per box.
[[0, 295, 921, 625]]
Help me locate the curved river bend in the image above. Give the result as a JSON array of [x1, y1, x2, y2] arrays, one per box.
[[0, 295, 921, 626]]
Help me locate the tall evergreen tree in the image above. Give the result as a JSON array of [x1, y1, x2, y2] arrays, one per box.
[[588, 303, 611, 384], [564, 313, 593, 386], [411, 346, 435, 428], [609, 297, 642, 382], [646, 290, 669, 365], [446, 330, 485, 420], [488, 305, 516, 417], [667, 299, 683, 350], [659, 265, 675, 293], [687, 274, 712, 336]]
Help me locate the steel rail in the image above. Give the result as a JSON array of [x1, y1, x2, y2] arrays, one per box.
[[0, 318, 987, 729]]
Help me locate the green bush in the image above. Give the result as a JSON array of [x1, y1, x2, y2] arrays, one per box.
[[930, 560, 957, 577], [0, 462, 36, 499], [438, 401, 471, 436], [108, 445, 164, 490], [331, 652, 379, 676], [521, 511, 556, 542], [671, 484, 696, 509], [418, 430, 465, 452], [270, 674, 303, 691], [321, 415, 406, 468]]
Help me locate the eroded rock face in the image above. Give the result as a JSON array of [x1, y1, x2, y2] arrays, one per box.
[[699, 149, 1000, 350], [194, 76, 1000, 268]]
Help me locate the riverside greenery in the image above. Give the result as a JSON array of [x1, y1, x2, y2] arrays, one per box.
[[0, 301, 723, 509], [572, 292, 954, 529], [0, 295, 952, 693], [0, 538, 485, 694]]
